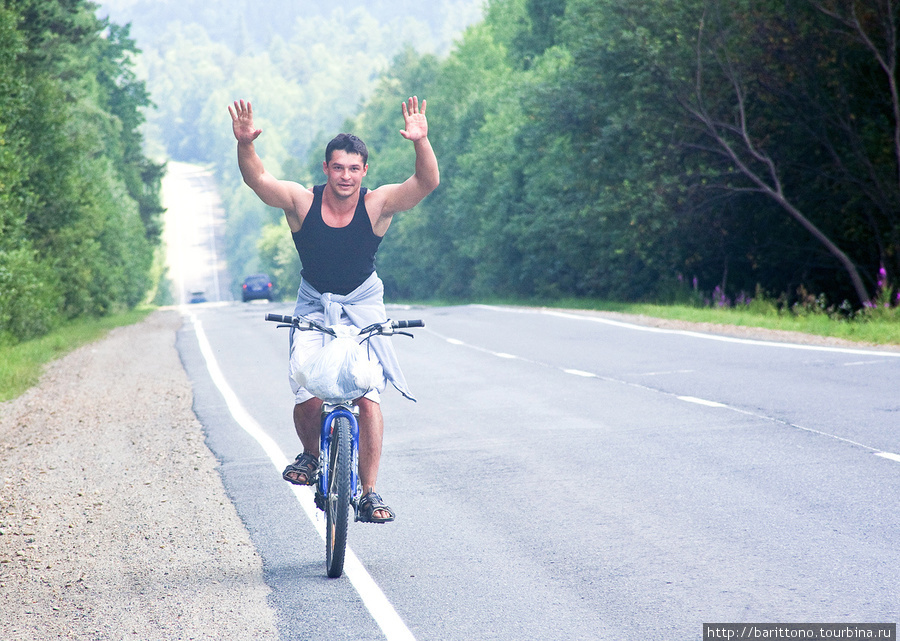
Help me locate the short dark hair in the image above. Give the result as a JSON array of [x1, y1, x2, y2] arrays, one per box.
[[325, 133, 368, 165]]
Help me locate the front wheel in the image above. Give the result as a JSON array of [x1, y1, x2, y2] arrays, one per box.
[[325, 415, 351, 578]]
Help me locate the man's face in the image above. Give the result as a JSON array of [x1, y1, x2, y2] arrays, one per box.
[[323, 150, 367, 199]]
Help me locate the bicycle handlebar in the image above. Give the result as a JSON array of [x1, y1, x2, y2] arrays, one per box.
[[265, 313, 424, 335], [392, 319, 425, 329]]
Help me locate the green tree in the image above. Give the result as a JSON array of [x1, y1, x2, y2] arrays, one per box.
[[0, 0, 160, 340], [220, 0, 900, 307], [257, 218, 300, 300], [0, 5, 60, 341], [538, 0, 896, 305]]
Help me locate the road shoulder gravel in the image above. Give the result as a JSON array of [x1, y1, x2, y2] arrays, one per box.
[[0, 309, 278, 640]]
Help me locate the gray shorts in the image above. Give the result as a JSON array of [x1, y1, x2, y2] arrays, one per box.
[[288, 310, 385, 405]]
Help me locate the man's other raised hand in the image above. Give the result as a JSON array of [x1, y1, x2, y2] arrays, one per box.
[[229, 100, 263, 144], [400, 96, 428, 142]]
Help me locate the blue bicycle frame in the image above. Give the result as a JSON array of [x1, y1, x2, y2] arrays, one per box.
[[318, 403, 361, 511]]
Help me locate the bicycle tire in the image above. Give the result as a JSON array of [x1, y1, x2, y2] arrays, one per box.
[[325, 415, 351, 578]]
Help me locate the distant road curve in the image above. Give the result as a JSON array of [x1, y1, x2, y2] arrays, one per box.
[[161, 161, 232, 305]]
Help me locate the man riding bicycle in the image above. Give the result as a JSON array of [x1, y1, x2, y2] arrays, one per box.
[[229, 96, 439, 523]]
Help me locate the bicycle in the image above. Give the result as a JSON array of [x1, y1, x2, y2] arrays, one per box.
[[265, 312, 423, 578]]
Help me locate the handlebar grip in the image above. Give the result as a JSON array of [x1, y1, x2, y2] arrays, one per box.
[[265, 313, 294, 323], [393, 320, 424, 329]]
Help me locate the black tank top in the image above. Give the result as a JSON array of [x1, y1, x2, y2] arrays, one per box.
[[292, 184, 383, 295]]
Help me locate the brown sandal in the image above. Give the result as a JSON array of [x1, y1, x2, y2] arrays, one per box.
[[356, 491, 395, 523], [282, 452, 319, 486]]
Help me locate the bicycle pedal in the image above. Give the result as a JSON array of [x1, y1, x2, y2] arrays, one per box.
[[314, 490, 326, 512]]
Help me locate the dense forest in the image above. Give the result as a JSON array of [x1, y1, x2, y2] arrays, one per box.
[[3, 0, 897, 346], [0, 0, 163, 344], [253, 0, 900, 312], [96, 0, 485, 297], [99, 0, 899, 312]]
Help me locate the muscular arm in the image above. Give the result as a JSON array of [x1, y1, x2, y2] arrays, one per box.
[[368, 97, 440, 229], [229, 100, 311, 230]]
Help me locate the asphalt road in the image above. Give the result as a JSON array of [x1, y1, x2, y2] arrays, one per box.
[[162, 162, 898, 639], [176, 300, 900, 641]]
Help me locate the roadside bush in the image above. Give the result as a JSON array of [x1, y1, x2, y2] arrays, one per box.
[[0, 246, 61, 344]]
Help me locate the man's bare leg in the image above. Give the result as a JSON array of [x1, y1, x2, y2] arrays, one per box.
[[357, 398, 392, 521], [283, 398, 322, 484], [357, 398, 383, 491], [294, 399, 322, 450], [289, 396, 390, 520]]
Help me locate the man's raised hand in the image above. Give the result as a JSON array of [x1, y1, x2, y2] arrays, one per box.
[[400, 96, 428, 142], [229, 100, 262, 144]]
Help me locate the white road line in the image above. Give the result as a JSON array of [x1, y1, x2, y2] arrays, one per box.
[[436, 334, 540, 365], [477, 304, 900, 358], [564, 369, 599, 378], [435, 315, 900, 466], [677, 396, 728, 408], [190, 312, 416, 641], [676, 395, 900, 464], [639, 369, 695, 377]]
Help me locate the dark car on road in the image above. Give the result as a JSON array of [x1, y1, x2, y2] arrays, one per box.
[[241, 274, 273, 302]]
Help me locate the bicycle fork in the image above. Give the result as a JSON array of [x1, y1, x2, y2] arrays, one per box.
[[315, 403, 361, 512]]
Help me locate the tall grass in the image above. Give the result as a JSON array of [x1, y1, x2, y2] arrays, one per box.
[[0, 307, 154, 402], [553, 300, 900, 346], [421, 292, 900, 347]]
